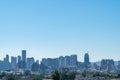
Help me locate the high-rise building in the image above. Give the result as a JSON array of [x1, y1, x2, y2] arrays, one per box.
[[27, 57, 35, 70], [118, 61, 120, 65], [70, 55, 77, 67], [101, 59, 115, 72], [84, 53, 90, 64], [18, 55, 22, 69], [0, 60, 3, 70], [11, 56, 17, 70], [59, 56, 65, 68], [3, 55, 10, 70], [41, 58, 59, 69], [18, 55, 21, 63], [22, 50, 27, 69], [117, 61, 120, 70], [65, 56, 70, 67], [22, 50, 26, 62], [36, 60, 39, 64], [6, 55, 9, 62], [41, 58, 47, 66]]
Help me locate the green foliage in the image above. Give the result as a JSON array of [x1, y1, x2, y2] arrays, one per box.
[[33, 75, 42, 80], [51, 71, 77, 80], [0, 72, 46, 80], [60, 72, 67, 80], [81, 72, 86, 77], [30, 74, 44, 80], [66, 72, 76, 80], [24, 70, 31, 76], [0, 72, 6, 78], [51, 70, 60, 80], [6, 74, 15, 80], [118, 74, 120, 78]]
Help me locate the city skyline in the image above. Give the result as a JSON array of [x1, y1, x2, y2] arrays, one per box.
[[0, 49, 119, 75], [0, 0, 120, 61], [0, 50, 119, 63], [0, 50, 88, 62]]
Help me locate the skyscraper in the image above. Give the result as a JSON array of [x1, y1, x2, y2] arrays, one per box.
[[27, 57, 35, 70], [3, 55, 10, 70], [18, 55, 21, 63], [65, 56, 70, 67], [22, 50, 27, 69], [5, 55, 9, 63], [101, 59, 115, 71], [0, 60, 3, 70], [70, 55, 77, 67], [18, 55, 22, 69], [22, 50, 26, 62], [59, 56, 65, 68], [84, 53, 90, 64], [11, 56, 17, 70], [117, 61, 120, 70]]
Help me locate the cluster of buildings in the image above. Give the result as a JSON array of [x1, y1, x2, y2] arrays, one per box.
[[40, 53, 90, 73], [41, 55, 77, 69], [0, 50, 36, 71], [0, 50, 120, 74], [40, 53, 120, 74]]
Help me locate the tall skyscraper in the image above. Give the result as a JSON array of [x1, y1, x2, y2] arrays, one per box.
[[70, 55, 77, 67], [18, 55, 22, 69], [6, 55, 9, 63], [18, 55, 21, 63], [22, 50, 26, 62], [84, 53, 90, 64], [3, 54, 10, 70], [22, 50, 27, 69]]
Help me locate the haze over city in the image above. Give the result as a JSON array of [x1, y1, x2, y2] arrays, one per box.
[[0, 0, 120, 62]]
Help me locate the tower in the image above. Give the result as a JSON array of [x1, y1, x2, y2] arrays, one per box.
[[22, 50, 26, 62], [70, 55, 77, 67], [84, 53, 90, 64], [22, 50, 27, 69]]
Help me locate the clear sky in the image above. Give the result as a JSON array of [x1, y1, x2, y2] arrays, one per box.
[[0, 0, 120, 62]]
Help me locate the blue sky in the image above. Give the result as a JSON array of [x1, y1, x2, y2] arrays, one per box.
[[0, 0, 120, 62]]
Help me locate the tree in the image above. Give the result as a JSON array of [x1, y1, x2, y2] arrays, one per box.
[[0, 72, 6, 78], [60, 72, 67, 80], [24, 70, 31, 76], [51, 70, 60, 80], [67, 72, 76, 80], [117, 74, 120, 78], [82, 71, 86, 77]]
